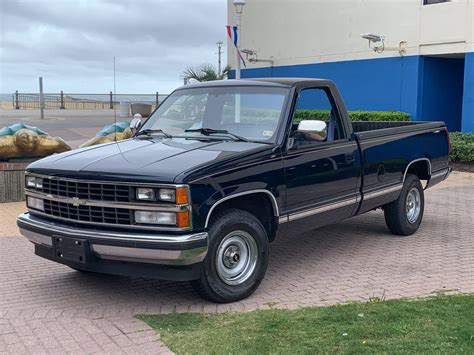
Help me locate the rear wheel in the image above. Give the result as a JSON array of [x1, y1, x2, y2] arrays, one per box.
[[192, 208, 269, 303], [384, 174, 424, 236]]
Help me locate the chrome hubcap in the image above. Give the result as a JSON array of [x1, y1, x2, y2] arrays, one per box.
[[406, 188, 421, 224], [216, 231, 258, 286]]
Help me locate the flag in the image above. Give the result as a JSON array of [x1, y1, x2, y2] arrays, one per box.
[[226, 25, 246, 68]]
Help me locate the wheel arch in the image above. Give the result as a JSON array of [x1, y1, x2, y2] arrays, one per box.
[[403, 158, 432, 183], [204, 190, 280, 242]]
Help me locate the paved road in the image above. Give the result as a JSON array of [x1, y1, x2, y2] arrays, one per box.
[[1, 172, 473, 353]]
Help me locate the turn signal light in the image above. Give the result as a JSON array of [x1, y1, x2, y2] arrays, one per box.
[[176, 211, 190, 228], [176, 187, 189, 205]]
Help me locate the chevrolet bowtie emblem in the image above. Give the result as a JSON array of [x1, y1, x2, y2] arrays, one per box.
[[71, 197, 84, 207]]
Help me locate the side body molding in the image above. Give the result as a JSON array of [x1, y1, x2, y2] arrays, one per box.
[[204, 189, 280, 228]]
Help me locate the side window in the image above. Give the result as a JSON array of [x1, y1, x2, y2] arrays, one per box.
[[291, 88, 345, 146]]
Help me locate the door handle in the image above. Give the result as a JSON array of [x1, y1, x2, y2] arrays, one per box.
[[345, 153, 355, 164]]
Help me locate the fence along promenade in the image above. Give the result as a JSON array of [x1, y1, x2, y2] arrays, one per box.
[[10, 91, 168, 110]]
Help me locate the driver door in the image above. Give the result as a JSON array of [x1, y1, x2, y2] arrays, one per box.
[[283, 87, 360, 233]]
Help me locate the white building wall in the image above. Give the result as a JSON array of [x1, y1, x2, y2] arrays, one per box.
[[227, 0, 474, 69]]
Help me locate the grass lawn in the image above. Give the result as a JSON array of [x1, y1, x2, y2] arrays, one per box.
[[138, 294, 474, 354]]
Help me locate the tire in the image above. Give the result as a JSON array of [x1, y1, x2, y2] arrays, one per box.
[[192, 208, 269, 303], [384, 174, 424, 236]]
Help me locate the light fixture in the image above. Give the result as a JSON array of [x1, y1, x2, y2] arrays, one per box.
[[360, 33, 407, 55], [158, 188, 175, 202], [361, 33, 384, 42], [26, 176, 43, 189], [27, 196, 44, 211], [137, 188, 156, 201], [241, 48, 274, 64], [233, 0, 245, 14], [134, 210, 190, 228], [135, 186, 189, 204], [134, 211, 177, 225]]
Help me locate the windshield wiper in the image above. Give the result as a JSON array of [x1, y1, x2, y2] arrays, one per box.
[[136, 129, 172, 138], [184, 128, 250, 142]]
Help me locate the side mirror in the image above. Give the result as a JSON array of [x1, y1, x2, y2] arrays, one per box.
[[130, 117, 142, 131], [296, 120, 327, 142]]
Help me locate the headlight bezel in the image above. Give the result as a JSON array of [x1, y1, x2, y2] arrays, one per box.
[[135, 186, 189, 205], [133, 185, 191, 228], [26, 176, 43, 189]]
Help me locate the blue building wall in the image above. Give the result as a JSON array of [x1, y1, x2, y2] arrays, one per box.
[[418, 57, 464, 132], [462, 52, 474, 133], [230, 53, 474, 132]]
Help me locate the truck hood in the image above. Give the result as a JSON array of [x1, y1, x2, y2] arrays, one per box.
[[27, 137, 270, 182]]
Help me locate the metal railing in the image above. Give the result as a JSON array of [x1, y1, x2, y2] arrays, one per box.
[[11, 91, 169, 110]]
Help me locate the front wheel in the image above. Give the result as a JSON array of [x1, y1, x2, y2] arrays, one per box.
[[192, 208, 269, 303], [384, 174, 424, 236]]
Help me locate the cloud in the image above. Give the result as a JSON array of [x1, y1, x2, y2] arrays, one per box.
[[0, 0, 227, 94]]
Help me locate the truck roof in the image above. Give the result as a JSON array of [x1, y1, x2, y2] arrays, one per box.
[[178, 77, 332, 89]]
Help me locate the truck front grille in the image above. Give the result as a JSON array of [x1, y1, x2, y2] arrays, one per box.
[[43, 200, 132, 225], [42, 179, 130, 202], [25, 174, 190, 231]]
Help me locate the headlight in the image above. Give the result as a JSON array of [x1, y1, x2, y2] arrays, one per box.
[[158, 188, 175, 202], [26, 176, 43, 189], [135, 186, 189, 204], [136, 188, 156, 201], [134, 210, 190, 227], [27, 196, 44, 211]]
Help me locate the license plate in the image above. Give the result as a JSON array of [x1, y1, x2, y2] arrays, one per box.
[[53, 236, 87, 264]]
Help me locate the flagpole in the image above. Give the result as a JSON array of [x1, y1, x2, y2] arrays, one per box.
[[235, 17, 241, 79], [233, 0, 245, 79], [235, 25, 241, 122]]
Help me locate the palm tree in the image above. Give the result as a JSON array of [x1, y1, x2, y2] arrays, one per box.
[[182, 63, 231, 83]]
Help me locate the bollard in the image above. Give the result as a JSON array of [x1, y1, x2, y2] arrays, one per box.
[[109, 91, 113, 109], [39, 77, 44, 119], [15, 91, 19, 109], [60, 91, 65, 109]]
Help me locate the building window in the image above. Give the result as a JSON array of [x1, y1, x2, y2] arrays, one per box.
[[423, 0, 449, 5]]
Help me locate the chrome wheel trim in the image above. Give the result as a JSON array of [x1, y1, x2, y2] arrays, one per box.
[[406, 187, 421, 224], [215, 230, 258, 286]]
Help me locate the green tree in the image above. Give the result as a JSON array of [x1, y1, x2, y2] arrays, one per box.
[[182, 63, 231, 82]]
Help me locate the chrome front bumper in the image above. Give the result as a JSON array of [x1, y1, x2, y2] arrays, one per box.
[[17, 212, 208, 266]]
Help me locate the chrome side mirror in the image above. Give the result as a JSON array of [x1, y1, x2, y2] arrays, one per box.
[[296, 120, 327, 141], [130, 116, 142, 131]]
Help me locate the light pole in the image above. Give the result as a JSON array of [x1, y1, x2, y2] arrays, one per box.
[[216, 41, 223, 76], [233, 0, 245, 79]]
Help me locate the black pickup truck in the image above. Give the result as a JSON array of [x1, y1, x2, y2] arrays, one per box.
[[18, 78, 451, 302]]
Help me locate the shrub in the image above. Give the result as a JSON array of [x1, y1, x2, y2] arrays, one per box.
[[449, 132, 474, 162], [348, 111, 410, 122], [294, 110, 410, 123]]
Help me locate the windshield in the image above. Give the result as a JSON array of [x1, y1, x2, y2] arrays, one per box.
[[140, 86, 289, 143]]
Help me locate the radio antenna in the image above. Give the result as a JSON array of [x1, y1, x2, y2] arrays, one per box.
[[113, 56, 117, 142]]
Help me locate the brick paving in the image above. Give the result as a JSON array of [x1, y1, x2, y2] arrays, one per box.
[[0, 202, 24, 237], [0, 172, 473, 353]]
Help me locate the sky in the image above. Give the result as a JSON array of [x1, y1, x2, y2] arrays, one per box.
[[0, 0, 227, 94]]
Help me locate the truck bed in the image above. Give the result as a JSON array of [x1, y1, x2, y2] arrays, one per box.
[[352, 121, 446, 139]]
